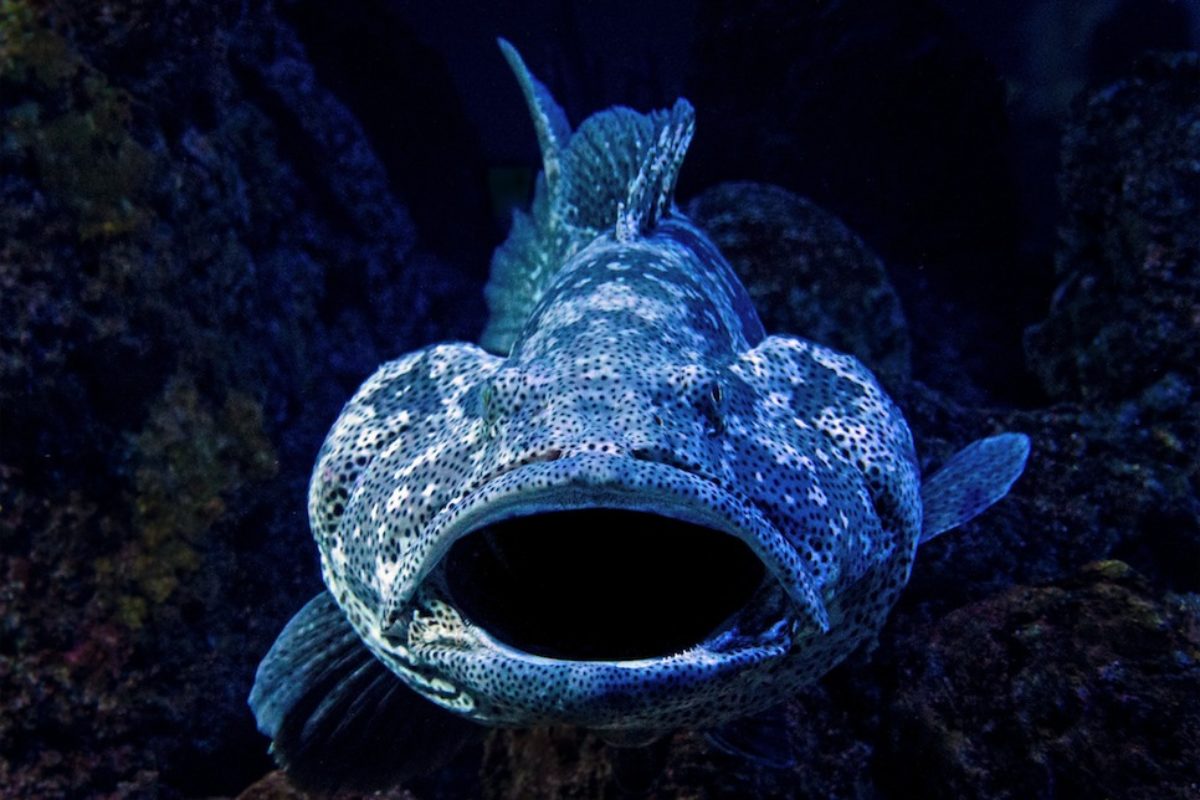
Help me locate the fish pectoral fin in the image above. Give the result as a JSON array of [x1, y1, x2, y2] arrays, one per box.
[[248, 591, 481, 792], [919, 432, 1031, 543], [703, 703, 795, 769]]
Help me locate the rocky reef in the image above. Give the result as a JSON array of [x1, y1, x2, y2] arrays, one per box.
[[685, 182, 911, 384], [886, 561, 1200, 800], [1, 0, 1197, 798], [1025, 53, 1200, 405], [0, 0, 479, 795]]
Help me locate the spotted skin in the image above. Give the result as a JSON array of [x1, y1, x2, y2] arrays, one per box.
[[309, 223, 917, 727], [295, 42, 1025, 739]]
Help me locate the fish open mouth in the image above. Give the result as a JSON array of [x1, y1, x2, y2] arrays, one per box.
[[381, 453, 828, 726], [441, 508, 767, 661], [392, 452, 828, 657]]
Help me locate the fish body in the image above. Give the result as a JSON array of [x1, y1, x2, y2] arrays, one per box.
[[250, 40, 1030, 790]]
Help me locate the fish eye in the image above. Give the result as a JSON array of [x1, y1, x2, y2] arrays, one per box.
[[479, 382, 500, 427], [701, 382, 725, 436]]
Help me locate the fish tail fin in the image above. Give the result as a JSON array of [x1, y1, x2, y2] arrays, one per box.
[[919, 432, 1030, 543], [482, 39, 695, 354], [248, 591, 480, 792]]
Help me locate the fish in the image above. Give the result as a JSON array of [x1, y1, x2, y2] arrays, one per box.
[[248, 39, 1031, 792]]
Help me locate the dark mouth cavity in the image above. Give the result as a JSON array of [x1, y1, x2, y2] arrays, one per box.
[[443, 508, 766, 661]]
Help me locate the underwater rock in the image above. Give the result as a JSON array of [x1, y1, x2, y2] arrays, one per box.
[[1010, 53, 1200, 598], [237, 769, 419, 800], [884, 561, 1200, 800], [686, 181, 911, 383], [900, 52, 1200, 608], [898, 393, 1119, 602], [481, 727, 614, 800], [1025, 53, 1200, 404], [895, 379, 1198, 612], [0, 1, 479, 795], [480, 699, 874, 800], [278, 0, 495, 274]]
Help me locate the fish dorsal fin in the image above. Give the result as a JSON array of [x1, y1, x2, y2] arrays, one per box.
[[481, 40, 695, 354], [497, 39, 570, 188], [616, 99, 694, 241], [563, 98, 695, 239], [919, 432, 1030, 543]]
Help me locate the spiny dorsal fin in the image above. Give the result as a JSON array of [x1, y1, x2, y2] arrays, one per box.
[[481, 40, 695, 354], [919, 432, 1030, 543], [557, 99, 695, 237], [617, 99, 695, 241]]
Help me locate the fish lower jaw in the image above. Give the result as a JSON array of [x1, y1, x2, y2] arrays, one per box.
[[374, 452, 825, 726], [399, 579, 797, 728]]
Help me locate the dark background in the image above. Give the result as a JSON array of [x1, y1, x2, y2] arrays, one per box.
[[293, 0, 1199, 407]]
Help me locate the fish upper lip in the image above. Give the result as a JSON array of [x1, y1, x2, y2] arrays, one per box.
[[374, 452, 829, 728], [385, 452, 829, 644]]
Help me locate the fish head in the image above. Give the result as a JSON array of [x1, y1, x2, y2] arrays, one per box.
[[311, 330, 921, 732]]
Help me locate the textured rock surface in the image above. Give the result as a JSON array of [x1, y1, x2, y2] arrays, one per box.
[[236, 770, 419, 800], [885, 561, 1200, 800], [896, 382, 1198, 610], [686, 181, 911, 384], [1025, 53, 1200, 404], [682, 0, 1037, 406], [0, 1, 479, 796]]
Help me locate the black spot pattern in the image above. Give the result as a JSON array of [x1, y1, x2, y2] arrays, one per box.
[[289, 46, 1022, 739], [302, 201, 929, 730]]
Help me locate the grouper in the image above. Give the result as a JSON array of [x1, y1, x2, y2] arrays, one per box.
[[249, 40, 1030, 791]]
